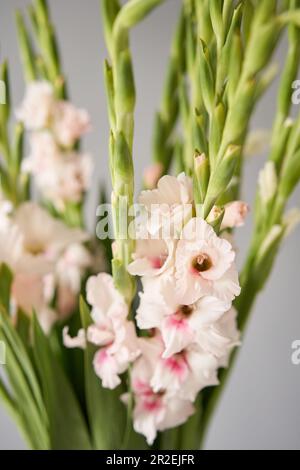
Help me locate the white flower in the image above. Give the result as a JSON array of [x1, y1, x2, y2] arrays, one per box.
[[138, 173, 193, 237], [137, 286, 230, 358], [86, 274, 140, 388], [16, 81, 55, 130], [86, 273, 128, 320], [22, 131, 60, 175], [174, 218, 240, 304], [53, 101, 90, 147], [129, 337, 194, 445], [23, 136, 92, 209], [148, 336, 219, 402], [56, 243, 92, 294], [13, 202, 88, 260], [127, 238, 175, 277]]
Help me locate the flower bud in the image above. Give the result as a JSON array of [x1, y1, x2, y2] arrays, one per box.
[[206, 205, 225, 234], [143, 162, 163, 190], [221, 201, 250, 230], [203, 145, 240, 218], [193, 152, 209, 205], [198, 39, 215, 115], [258, 161, 277, 204], [283, 208, 300, 238]]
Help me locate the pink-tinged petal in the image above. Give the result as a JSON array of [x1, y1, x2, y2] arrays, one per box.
[[194, 327, 231, 358], [128, 239, 175, 278], [63, 326, 86, 350], [93, 348, 121, 389], [179, 347, 219, 400], [133, 397, 165, 446], [136, 289, 167, 329], [221, 201, 250, 230], [210, 266, 241, 302], [188, 296, 230, 328], [151, 353, 189, 395], [16, 81, 55, 130], [86, 273, 128, 321], [53, 101, 90, 148], [158, 397, 195, 432], [87, 324, 114, 346], [161, 314, 195, 358], [143, 163, 163, 189]]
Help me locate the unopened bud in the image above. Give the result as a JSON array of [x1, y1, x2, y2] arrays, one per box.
[[258, 161, 277, 204]]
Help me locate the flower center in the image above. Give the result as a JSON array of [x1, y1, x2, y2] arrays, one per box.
[[179, 305, 193, 317], [192, 253, 212, 273]]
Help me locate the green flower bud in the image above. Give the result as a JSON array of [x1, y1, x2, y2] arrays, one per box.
[[227, 32, 243, 105], [244, 21, 279, 78], [209, 0, 224, 49], [198, 39, 215, 115], [207, 205, 225, 235], [193, 152, 210, 205], [203, 145, 240, 218]]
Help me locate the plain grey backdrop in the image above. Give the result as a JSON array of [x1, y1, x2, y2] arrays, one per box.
[[0, 0, 299, 450]]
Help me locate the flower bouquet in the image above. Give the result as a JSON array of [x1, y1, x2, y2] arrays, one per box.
[[1, 0, 300, 450]]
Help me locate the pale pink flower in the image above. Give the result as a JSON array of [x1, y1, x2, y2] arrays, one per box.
[[53, 152, 92, 206], [91, 319, 139, 389], [13, 202, 88, 260], [128, 337, 194, 445], [53, 101, 90, 148], [22, 131, 60, 175], [86, 273, 140, 388], [137, 285, 230, 358], [0, 218, 55, 331], [150, 342, 219, 402], [221, 201, 250, 230], [143, 162, 163, 189], [138, 173, 193, 237], [86, 273, 128, 320], [22, 132, 92, 209], [127, 238, 175, 277], [175, 218, 240, 304], [56, 243, 92, 294], [16, 81, 54, 130]]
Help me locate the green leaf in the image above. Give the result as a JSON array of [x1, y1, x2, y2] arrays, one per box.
[[15, 11, 37, 82], [80, 297, 127, 449], [0, 310, 49, 449], [32, 314, 92, 449], [0, 263, 13, 312], [15, 308, 31, 347]]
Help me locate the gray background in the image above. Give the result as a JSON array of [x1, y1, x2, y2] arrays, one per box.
[[0, 0, 299, 450]]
